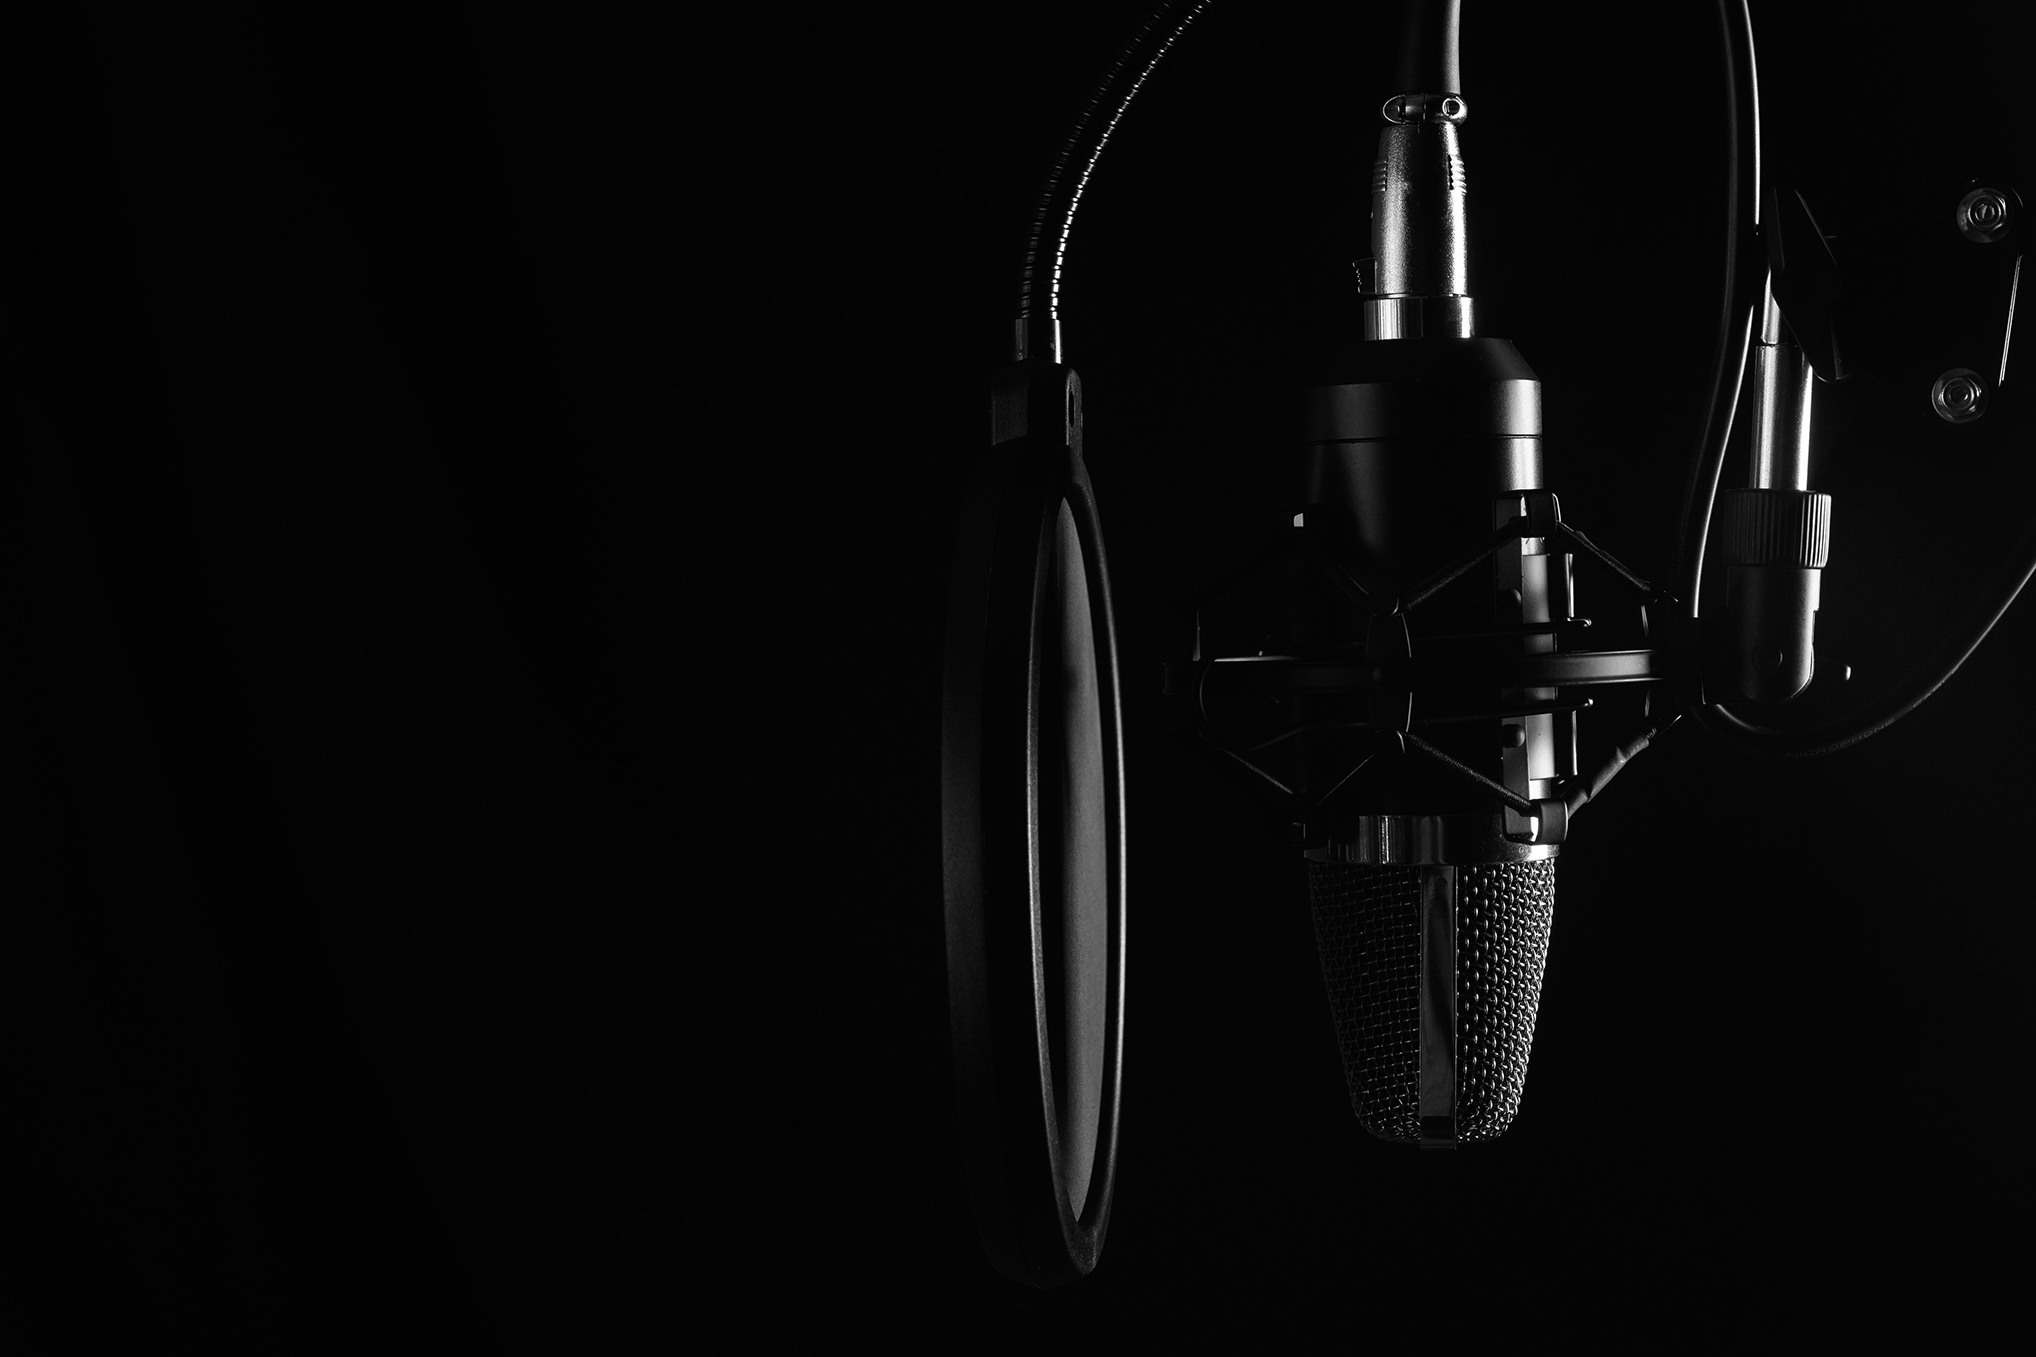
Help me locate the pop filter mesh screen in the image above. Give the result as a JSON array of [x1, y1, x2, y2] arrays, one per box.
[[1307, 859, 1556, 1143]]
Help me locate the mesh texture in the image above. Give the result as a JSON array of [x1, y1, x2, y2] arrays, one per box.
[[1306, 859, 1555, 1144], [1306, 862, 1422, 1142], [1456, 860, 1555, 1141]]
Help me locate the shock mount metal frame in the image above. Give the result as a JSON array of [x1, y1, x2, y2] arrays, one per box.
[[1163, 490, 1685, 850]]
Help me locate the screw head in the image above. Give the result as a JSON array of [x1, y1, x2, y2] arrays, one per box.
[[1956, 187, 2016, 243], [1931, 368, 1989, 424]]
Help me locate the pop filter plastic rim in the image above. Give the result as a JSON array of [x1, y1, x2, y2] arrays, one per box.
[[940, 427, 1127, 1288]]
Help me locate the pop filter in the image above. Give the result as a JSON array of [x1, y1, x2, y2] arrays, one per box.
[[940, 361, 1127, 1287]]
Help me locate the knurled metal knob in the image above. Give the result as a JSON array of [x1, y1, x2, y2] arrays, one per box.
[[1714, 488, 1833, 569]]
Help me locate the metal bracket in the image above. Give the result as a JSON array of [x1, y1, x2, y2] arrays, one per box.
[[1162, 498, 1689, 845]]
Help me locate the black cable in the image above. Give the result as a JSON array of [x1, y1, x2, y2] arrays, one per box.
[[1670, 0, 1762, 617], [1698, 510, 2036, 757], [1562, 710, 1682, 816], [1012, 0, 1214, 361], [1525, 0, 1756, 812], [1391, 0, 1461, 95]]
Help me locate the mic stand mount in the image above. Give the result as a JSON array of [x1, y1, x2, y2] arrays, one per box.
[[1162, 490, 1689, 855], [1693, 170, 2026, 757]]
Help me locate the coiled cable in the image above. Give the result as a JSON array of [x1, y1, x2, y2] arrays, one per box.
[[1672, 0, 1763, 619]]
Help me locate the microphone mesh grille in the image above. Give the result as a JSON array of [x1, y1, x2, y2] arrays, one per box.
[[1457, 860, 1555, 1142], [1306, 859, 1556, 1143], [1305, 863, 1422, 1142]]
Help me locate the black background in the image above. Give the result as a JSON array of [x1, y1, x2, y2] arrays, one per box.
[[6, 1, 2031, 1347], [6, 5, 681, 1346]]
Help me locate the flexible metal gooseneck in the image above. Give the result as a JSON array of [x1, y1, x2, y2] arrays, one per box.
[[1011, 0, 1215, 365]]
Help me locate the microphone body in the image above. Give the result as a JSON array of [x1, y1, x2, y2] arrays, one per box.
[[1293, 94, 1568, 1149], [1296, 334, 1566, 1148]]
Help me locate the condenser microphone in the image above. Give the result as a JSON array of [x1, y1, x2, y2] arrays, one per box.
[[1165, 2, 1682, 1147], [950, 0, 1742, 1287], [1293, 69, 1564, 1148]]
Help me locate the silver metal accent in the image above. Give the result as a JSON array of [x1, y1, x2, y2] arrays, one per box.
[[1304, 812, 1559, 866], [1381, 92, 1468, 126], [1362, 295, 1474, 340], [1371, 120, 1468, 297], [1750, 281, 1815, 490], [1956, 187, 2015, 244], [1366, 113, 1473, 340], [1012, 314, 1062, 365], [1760, 271, 1784, 346], [2003, 253, 2021, 385], [1492, 495, 1562, 840], [1931, 368, 1989, 424]]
